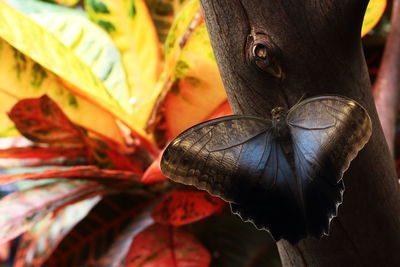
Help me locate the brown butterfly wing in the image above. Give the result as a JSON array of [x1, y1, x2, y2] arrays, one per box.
[[287, 95, 372, 237], [161, 115, 272, 202]]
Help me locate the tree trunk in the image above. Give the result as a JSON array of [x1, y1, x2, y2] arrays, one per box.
[[199, 0, 400, 266]]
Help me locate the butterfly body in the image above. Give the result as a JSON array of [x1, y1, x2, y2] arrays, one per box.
[[161, 95, 372, 243]]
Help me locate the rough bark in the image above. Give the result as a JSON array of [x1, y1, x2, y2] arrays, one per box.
[[373, 0, 400, 156], [199, 0, 400, 266]]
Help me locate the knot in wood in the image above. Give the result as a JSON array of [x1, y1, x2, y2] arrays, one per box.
[[254, 44, 268, 59], [247, 33, 284, 79]]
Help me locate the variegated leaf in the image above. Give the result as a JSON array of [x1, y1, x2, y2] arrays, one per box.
[[362, 0, 387, 37], [85, 0, 162, 129], [44, 193, 154, 267], [0, 2, 137, 133], [145, 0, 190, 42], [0, 180, 104, 245], [14, 197, 101, 267], [0, 165, 142, 186], [0, 27, 125, 144], [148, 19, 227, 146]]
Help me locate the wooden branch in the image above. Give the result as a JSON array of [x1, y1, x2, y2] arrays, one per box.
[[200, 0, 400, 266], [373, 0, 400, 155]]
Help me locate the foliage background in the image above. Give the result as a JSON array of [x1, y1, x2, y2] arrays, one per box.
[[0, 0, 391, 266]]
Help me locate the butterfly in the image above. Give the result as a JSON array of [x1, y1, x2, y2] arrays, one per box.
[[160, 95, 372, 243]]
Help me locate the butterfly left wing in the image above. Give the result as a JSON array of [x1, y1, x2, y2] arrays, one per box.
[[160, 115, 272, 202], [287, 95, 372, 237]]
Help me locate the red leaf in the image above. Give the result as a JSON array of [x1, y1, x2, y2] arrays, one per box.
[[126, 224, 210, 267], [0, 180, 103, 245], [142, 152, 168, 184], [0, 147, 87, 168], [84, 136, 145, 173], [152, 191, 225, 226], [0, 242, 10, 263], [8, 95, 85, 147], [44, 194, 154, 267], [8, 96, 150, 172], [205, 100, 232, 120], [0, 165, 142, 186]]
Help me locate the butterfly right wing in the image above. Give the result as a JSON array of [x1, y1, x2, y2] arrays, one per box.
[[160, 115, 272, 202]]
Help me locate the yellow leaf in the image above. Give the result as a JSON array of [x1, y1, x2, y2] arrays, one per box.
[[145, 0, 190, 42], [5, 0, 84, 15], [85, 0, 162, 117], [52, 0, 80, 7], [0, 39, 125, 144], [148, 20, 227, 146], [362, 0, 387, 37], [0, 2, 139, 134], [29, 13, 131, 110], [0, 91, 19, 137], [163, 0, 200, 66]]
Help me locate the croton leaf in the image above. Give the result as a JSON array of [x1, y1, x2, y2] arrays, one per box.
[[4, 0, 85, 15], [17, 1, 131, 111], [8, 95, 149, 172], [126, 224, 211, 267], [85, 0, 162, 129], [8, 95, 85, 146], [0, 38, 125, 144], [205, 101, 233, 120], [44, 193, 154, 267], [0, 137, 31, 149], [185, 214, 280, 267], [14, 197, 101, 267], [145, 0, 190, 43], [84, 136, 146, 172], [147, 6, 226, 146], [361, 0, 387, 37], [7, 0, 130, 111], [142, 101, 232, 184], [50, 0, 80, 7], [0, 147, 87, 168], [0, 2, 137, 133], [162, 0, 200, 61], [0, 165, 142, 186], [141, 151, 167, 184], [152, 191, 225, 226], [0, 180, 104, 245]]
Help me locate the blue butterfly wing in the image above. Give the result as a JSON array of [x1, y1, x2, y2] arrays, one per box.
[[287, 95, 372, 238], [161, 115, 309, 243], [160, 96, 372, 244]]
